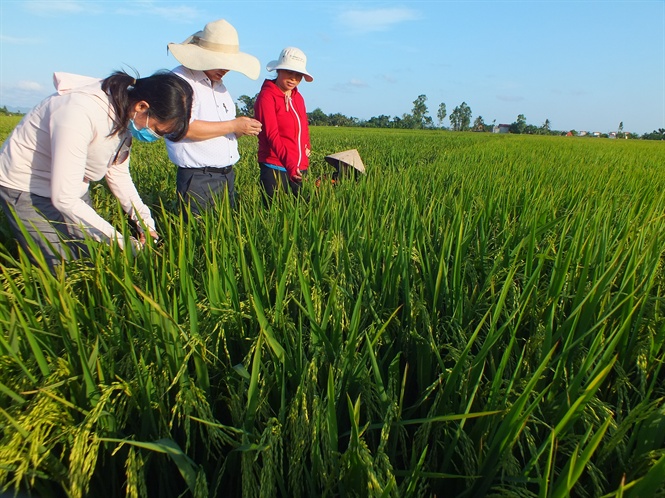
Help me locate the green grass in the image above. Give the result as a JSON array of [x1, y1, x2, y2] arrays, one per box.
[[1, 117, 664, 497]]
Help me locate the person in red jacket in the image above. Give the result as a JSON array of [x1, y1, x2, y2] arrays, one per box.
[[254, 47, 313, 203]]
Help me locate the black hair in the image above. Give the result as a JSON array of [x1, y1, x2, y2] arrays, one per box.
[[102, 70, 193, 141]]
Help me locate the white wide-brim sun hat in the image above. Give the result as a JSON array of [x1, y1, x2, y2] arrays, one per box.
[[168, 19, 260, 80], [266, 47, 313, 82]]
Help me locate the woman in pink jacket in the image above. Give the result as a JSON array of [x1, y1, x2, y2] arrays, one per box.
[[254, 47, 313, 203], [0, 70, 192, 269]]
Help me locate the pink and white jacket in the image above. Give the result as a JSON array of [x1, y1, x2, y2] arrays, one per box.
[[0, 72, 155, 248]]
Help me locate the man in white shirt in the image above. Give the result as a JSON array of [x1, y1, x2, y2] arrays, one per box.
[[166, 19, 262, 218]]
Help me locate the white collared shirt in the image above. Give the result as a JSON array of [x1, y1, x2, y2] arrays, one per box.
[[166, 66, 239, 168]]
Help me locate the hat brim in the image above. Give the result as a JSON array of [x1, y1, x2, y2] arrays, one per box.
[[266, 60, 313, 82], [325, 149, 365, 173], [168, 43, 260, 80]]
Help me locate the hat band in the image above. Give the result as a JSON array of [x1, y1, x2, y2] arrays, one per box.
[[193, 36, 239, 54]]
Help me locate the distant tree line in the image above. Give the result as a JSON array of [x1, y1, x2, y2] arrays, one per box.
[[641, 128, 665, 140], [4, 95, 661, 139], [2, 96, 662, 139], [0, 106, 23, 117], [235, 93, 665, 140]]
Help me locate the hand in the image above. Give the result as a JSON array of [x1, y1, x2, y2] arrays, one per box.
[[290, 170, 303, 183], [234, 117, 262, 137], [128, 236, 143, 254], [138, 230, 159, 245]]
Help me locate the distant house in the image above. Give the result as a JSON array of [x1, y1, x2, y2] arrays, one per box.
[[493, 124, 510, 134], [579, 131, 588, 137]]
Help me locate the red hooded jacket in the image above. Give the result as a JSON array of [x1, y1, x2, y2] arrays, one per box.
[[255, 79, 310, 178]]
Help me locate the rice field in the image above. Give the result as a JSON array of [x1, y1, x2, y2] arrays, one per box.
[[1, 115, 664, 497]]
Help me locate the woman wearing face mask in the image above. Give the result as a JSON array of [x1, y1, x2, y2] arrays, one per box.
[[254, 47, 313, 203], [0, 70, 192, 268]]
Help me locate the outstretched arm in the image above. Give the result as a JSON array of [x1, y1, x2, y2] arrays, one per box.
[[185, 117, 262, 141]]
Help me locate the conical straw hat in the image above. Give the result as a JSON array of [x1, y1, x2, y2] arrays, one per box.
[[324, 149, 365, 173]]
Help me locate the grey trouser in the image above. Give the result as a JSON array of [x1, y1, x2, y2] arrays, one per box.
[[176, 167, 235, 220], [0, 184, 90, 268]]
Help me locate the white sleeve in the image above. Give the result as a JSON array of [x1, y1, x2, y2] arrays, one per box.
[[105, 148, 156, 233], [49, 103, 128, 248]]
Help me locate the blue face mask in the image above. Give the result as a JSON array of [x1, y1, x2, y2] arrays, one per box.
[[129, 113, 160, 143]]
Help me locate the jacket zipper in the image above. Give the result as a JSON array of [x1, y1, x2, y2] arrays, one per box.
[[286, 94, 302, 171]]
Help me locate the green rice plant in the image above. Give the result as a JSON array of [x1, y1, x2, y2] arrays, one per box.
[[1, 123, 664, 497]]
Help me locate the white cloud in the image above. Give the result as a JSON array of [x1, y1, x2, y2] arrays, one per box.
[[338, 7, 420, 34], [332, 79, 369, 93], [115, 1, 201, 22], [17, 81, 45, 92], [496, 95, 524, 102], [0, 81, 49, 109], [0, 34, 41, 45], [21, 0, 199, 21], [349, 79, 368, 88], [569, 90, 588, 97], [379, 74, 398, 84], [149, 5, 201, 23], [23, 1, 100, 15]]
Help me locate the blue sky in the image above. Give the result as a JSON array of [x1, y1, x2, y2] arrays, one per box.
[[1, 0, 663, 134]]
